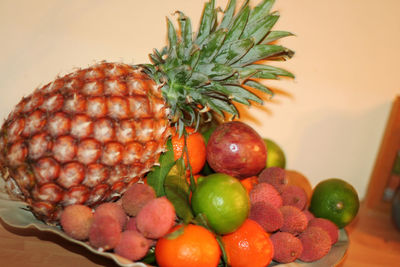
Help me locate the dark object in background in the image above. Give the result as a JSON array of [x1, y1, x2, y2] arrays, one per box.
[[392, 189, 400, 231]]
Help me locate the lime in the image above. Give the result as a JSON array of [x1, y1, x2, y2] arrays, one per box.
[[264, 138, 286, 169], [309, 178, 360, 228], [191, 173, 250, 234]]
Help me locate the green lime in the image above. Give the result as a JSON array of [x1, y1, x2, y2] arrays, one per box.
[[264, 138, 286, 169], [191, 173, 250, 234], [309, 178, 360, 228]]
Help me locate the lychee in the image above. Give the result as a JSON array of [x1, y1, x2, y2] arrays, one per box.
[[280, 206, 308, 235], [249, 201, 283, 232], [249, 182, 283, 209], [94, 202, 128, 230], [303, 209, 315, 222], [60, 204, 93, 240], [298, 226, 331, 262], [114, 230, 150, 261], [308, 217, 339, 245], [270, 232, 303, 263], [89, 215, 122, 251], [258, 167, 287, 193], [136, 196, 176, 239], [122, 182, 156, 216], [281, 185, 308, 210], [126, 217, 138, 232]]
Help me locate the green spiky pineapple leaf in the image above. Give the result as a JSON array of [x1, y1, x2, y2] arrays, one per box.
[[144, 0, 294, 136], [146, 139, 175, 197]]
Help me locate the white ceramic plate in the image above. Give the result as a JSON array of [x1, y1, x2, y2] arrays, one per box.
[[0, 180, 348, 267]]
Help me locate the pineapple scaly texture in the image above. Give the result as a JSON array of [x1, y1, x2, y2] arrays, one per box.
[[0, 0, 293, 224]]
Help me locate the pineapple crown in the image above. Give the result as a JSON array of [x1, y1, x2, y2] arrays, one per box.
[[141, 0, 294, 134]]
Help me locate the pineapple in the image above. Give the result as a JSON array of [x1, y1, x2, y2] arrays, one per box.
[[0, 0, 294, 224]]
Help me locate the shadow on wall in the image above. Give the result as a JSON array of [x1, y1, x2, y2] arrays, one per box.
[[291, 101, 391, 199], [236, 84, 295, 125]]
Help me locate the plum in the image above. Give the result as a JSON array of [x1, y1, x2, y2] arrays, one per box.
[[206, 121, 267, 179]]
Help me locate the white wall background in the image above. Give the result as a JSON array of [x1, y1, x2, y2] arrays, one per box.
[[0, 0, 399, 199]]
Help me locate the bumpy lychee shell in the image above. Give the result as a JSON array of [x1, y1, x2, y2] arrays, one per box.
[[249, 201, 283, 232], [93, 202, 128, 230], [89, 215, 122, 250], [0, 62, 171, 224], [258, 167, 287, 193], [281, 185, 308, 210], [298, 226, 332, 262], [121, 182, 156, 216], [249, 182, 283, 209], [114, 230, 150, 261], [60, 204, 93, 240], [136, 196, 176, 239], [280, 206, 308, 235], [308, 217, 339, 245], [270, 232, 303, 263]]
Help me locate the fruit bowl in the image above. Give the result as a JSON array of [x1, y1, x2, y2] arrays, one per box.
[[0, 179, 146, 267], [0, 180, 349, 267]]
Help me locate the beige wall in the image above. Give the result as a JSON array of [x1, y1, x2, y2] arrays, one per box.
[[0, 0, 399, 199]]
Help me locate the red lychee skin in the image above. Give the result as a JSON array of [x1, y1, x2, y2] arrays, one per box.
[[114, 230, 150, 261], [126, 217, 138, 232], [249, 183, 283, 209], [281, 185, 308, 210], [258, 167, 287, 193], [308, 218, 339, 244], [249, 201, 283, 232], [270, 232, 303, 263], [280, 206, 308, 235], [124, 217, 157, 248], [298, 226, 332, 262], [89, 215, 122, 250], [121, 183, 156, 216], [94, 202, 128, 230], [60, 204, 93, 240], [303, 209, 315, 222], [136, 196, 176, 239]]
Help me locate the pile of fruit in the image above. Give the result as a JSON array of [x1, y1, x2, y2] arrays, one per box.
[[0, 0, 360, 266], [58, 120, 359, 266]]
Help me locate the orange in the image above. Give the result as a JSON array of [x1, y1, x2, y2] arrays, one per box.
[[240, 176, 258, 195], [155, 224, 221, 267], [171, 127, 206, 175], [310, 178, 360, 228], [221, 219, 274, 267], [191, 173, 250, 235]]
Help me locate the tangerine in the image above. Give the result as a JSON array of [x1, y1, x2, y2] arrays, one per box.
[[155, 224, 221, 267], [171, 127, 206, 175], [221, 219, 274, 267], [240, 176, 258, 195]]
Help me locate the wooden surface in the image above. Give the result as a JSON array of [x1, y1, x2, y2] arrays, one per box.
[[338, 202, 400, 267], [364, 95, 400, 213], [0, 219, 116, 267]]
